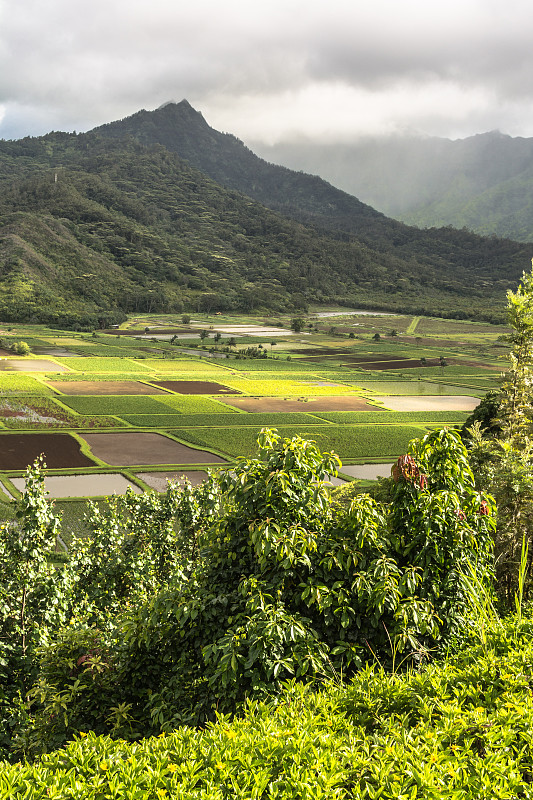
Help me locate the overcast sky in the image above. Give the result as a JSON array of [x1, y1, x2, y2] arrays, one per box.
[[1, 0, 533, 144]]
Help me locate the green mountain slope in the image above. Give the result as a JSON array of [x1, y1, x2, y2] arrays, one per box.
[[255, 131, 533, 243], [93, 101, 530, 280], [0, 114, 529, 326]]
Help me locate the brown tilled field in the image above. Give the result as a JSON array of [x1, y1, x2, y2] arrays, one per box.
[[47, 381, 170, 395], [218, 396, 381, 412], [0, 433, 96, 470], [81, 432, 228, 466], [151, 381, 241, 394]]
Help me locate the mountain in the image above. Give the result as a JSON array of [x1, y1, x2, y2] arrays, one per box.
[[93, 102, 529, 282], [252, 131, 533, 243], [94, 100, 394, 243], [0, 105, 529, 327]]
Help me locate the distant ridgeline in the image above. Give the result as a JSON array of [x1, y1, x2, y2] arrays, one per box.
[[0, 101, 528, 327], [255, 130, 533, 244]]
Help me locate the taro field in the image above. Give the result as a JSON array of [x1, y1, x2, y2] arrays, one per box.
[[0, 310, 504, 516]]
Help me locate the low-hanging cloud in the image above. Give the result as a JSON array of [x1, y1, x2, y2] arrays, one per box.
[[1, 0, 533, 141]]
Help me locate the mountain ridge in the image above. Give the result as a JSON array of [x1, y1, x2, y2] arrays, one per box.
[[251, 129, 533, 242], [0, 103, 529, 327]]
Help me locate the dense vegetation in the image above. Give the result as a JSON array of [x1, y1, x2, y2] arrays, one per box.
[[0, 424, 495, 760], [2, 612, 533, 799], [0, 102, 529, 326], [1, 260, 533, 795]]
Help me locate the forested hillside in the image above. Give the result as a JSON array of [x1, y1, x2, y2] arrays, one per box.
[[256, 131, 533, 243], [0, 105, 530, 326]]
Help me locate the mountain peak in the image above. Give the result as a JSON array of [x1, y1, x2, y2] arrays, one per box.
[[154, 99, 208, 126], [157, 99, 180, 109]]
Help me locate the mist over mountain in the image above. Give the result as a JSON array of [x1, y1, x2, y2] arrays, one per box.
[[252, 131, 533, 243], [0, 101, 529, 327]]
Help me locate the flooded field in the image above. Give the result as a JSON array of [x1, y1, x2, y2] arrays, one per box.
[[340, 463, 394, 480], [11, 473, 142, 498], [151, 381, 241, 394], [33, 347, 81, 356], [379, 396, 479, 412], [47, 381, 169, 395], [202, 325, 294, 336], [137, 470, 210, 491], [0, 359, 69, 372]]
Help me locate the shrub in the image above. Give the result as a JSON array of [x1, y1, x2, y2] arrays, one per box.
[[26, 428, 495, 749], [10, 341, 31, 356]]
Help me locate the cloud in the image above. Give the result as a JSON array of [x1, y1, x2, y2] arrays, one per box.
[[1, 0, 533, 141]]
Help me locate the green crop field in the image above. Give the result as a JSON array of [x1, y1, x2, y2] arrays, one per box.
[[310, 410, 470, 424], [150, 395, 239, 413], [175, 423, 427, 459], [121, 411, 328, 428], [59, 396, 179, 416], [0, 375, 53, 395], [54, 358, 154, 373], [134, 359, 232, 373]]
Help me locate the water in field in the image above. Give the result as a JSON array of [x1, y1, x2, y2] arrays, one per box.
[[204, 325, 292, 335], [340, 463, 394, 480], [135, 333, 202, 340], [378, 395, 479, 412], [11, 473, 142, 498], [0, 359, 69, 372], [137, 471, 209, 491], [176, 348, 229, 359], [312, 310, 395, 317]]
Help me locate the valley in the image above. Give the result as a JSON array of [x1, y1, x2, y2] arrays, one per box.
[[0, 308, 504, 533]]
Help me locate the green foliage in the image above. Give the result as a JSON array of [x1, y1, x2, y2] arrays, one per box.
[[469, 262, 533, 601], [67, 480, 221, 621], [0, 458, 68, 758], [461, 389, 502, 438], [0, 106, 529, 327], [290, 317, 305, 333], [24, 427, 495, 749], [4, 612, 533, 797], [0, 375, 53, 395], [21, 477, 222, 755], [10, 342, 31, 356]]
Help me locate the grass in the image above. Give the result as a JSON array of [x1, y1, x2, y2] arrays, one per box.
[[175, 423, 426, 459], [58, 396, 179, 416], [0, 375, 53, 395], [54, 358, 155, 373], [120, 412, 328, 428], [4, 615, 533, 798]]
